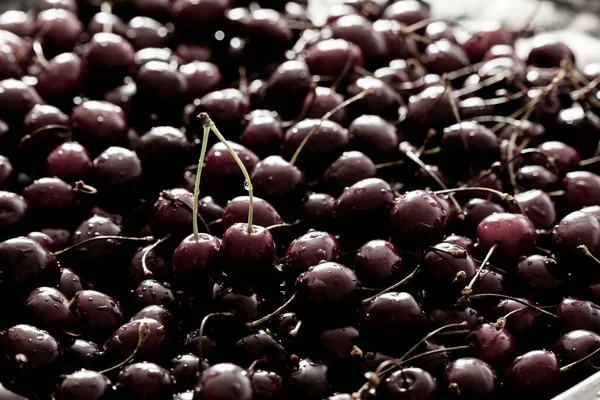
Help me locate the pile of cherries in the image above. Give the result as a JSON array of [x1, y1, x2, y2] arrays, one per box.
[[3, 0, 600, 399]]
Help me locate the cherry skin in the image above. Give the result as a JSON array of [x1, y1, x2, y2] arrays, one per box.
[[282, 230, 342, 280], [180, 61, 224, 102], [476, 213, 537, 263], [250, 370, 283, 400], [193, 363, 253, 400], [221, 196, 283, 232], [533, 141, 581, 175], [462, 22, 514, 62], [46, 142, 92, 183], [362, 292, 427, 355], [557, 298, 600, 334], [403, 84, 455, 140], [466, 323, 518, 369], [149, 188, 205, 238], [0, 155, 13, 188], [131, 305, 176, 333], [330, 15, 388, 67], [423, 242, 477, 288], [172, 354, 203, 392], [22, 177, 75, 221], [443, 358, 497, 398], [264, 60, 312, 120], [61, 339, 102, 373], [25, 231, 57, 252], [323, 151, 377, 195], [240, 110, 284, 159], [71, 101, 128, 153], [348, 115, 400, 161], [515, 189, 556, 230], [389, 190, 448, 251], [87, 11, 127, 37], [202, 141, 259, 196], [382, 0, 430, 25], [318, 326, 360, 364], [562, 171, 600, 211], [172, 233, 220, 295], [287, 358, 331, 400], [553, 329, 600, 372], [103, 318, 168, 366], [172, 0, 229, 40], [0, 10, 34, 37], [132, 279, 176, 313], [422, 39, 470, 75], [24, 286, 75, 334], [85, 32, 136, 87], [430, 307, 484, 331], [527, 38, 575, 68], [125, 16, 172, 50], [0, 191, 30, 239], [302, 87, 347, 125], [58, 268, 83, 299], [295, 262, 362, 327], [34, 9, 82, 58], [251, 156, 306, 212], [2, 324, 61, 373], [354, 240, 410, 288], [220, 223, 276, 285], [346, 76, 400, 120], [504, 350, 560, 396], [443, 234, 475, 254], [234, 330, 288, 372], [54, 370, 113, 400], [304, 38, 364, 76], [36, 52, 84, 104], [303, 192, 336, 229], [175, 43, 213, 64], [378, 367, 438, 400], [135, 126, 189, 182], [0, 79, 44, 126], [70, 290, 126, 341], [115, 362, 174, 399], [516, 165, 558, 191], [516, 255, 562, 292], [193, 89, 250, 138]]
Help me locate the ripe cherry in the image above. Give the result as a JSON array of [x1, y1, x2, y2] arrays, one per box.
[[304, 38, 364, 76], [70, 289, 125, 341], [172, 354, 203, 392], [61, 339, 102, 373], [324, 151, 377, 195], [103, 318, 168, 366], [303, 87, 347, 125], [553, 329, 600, 373], [84, 33, 136, 91], [423, 242, 477, 288], [562, 171, 600, 211], [287, 358, 331, 400], [234, 330, 288, 372], [466, 323, 518, 369], [264, 60, 312, 120], [202, 141, 259, 197], [527, 38, 575, 68], [115, 362, 174, 399], [348, 115, 400, 161], [71, 100, 128, 153], [251, 156, 306, 213], [443, 358, 497, 398], [378, 367, 438, 400], [303, 193, 336, 229], [2, 324, 61, 373], [476, 213, 537, 263], [239, 110, 283, 159], [515, 189, 556, 230], [221, 196, 283, 231], [282, 230, 341, 280], [54, 370, 113, 400], [557, 298, 600, 334], [504, 350, 560, 396], [355, 240, 410, 288], [172, 233, 220, 295], [193, 363, 253, 400]]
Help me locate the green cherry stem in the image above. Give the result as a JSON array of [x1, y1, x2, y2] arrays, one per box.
[[192, 126, 210, 241], [199, 112, 255, 233]]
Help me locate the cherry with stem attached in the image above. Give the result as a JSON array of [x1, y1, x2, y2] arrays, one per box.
[[99, 320, 151, 374]]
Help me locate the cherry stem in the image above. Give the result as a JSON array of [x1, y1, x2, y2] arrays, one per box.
[[578, 245, 600, 265], [443, 77, 462, 124], [494, 307, 530, 329], [460, 243, 498, 299], [73, 181, 98, 194], [375, 160, 405, 169], [468, 293, 557, 318], [507, 129, 520, 194], [351, 371, 381, 400], [399, 322, 468, 362], [245, 293, 296, 328], [434, 187, 520, 212], [248, 358, 267, 371], [20, 124, 71, 148], [283, 82, 317, 128], [141, 233, 171, 278], [362, 266, 420, 305], [580, 155, 600, 167], [331, 56, 353, 92], [199, 113, 255, 233], [377, 345, 473, 378], [560, 347, 600, 372], [289, 88, 373, 166], [192, 126, 210, 241], [546, 190, 565, 197], [198, 312, 235, 371], [53, 235, 155, 257], [238, 66, 248, 94], [99, 320, 151, 374], [208, 218, 222, 226], [446, 61, 486, 80], [288, 320, 302, 338], [454, 70, 512, 98], [160, 190, 210, 234], [266, 220, 301, 231], [100, 2, 113, 33]]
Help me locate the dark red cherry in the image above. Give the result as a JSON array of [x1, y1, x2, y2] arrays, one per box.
[[26, 231, 57, 252], [36, 52, 84, 103], [216, 287, 265, 324], [234, 330, 288, 372], [175, 43, 213, 64], [304, 38, 364, 76], [250, 370, 283, 400], [466, 323, 517, 369], [54, 370, 113, 400], [303, 193, 336, 229], [382, 0, 430, 25], [34, 9, 82, 58], [134, 61, 188, 122], [334, 178, 395, 243], [527, 38, 575, 68], [430, 307, 484, 331], [0, 78, 44, 125], [516, 165, 558, 191], [103, 318, 168, 366], [46, 142, 92, 183], [461, 198, 505, 235], [403, 85, 454, 139], [92, 146, 142, 195], [462, 22, 514, 62], [221, 196, 282, 231], [115, 362, 174, 399], [354, 240, 409, 288], [473, 268, 506, 297], [2, 324, 60, 372], [202, 140, 258, 196], [135, 126, 189, 175], [532, 141, 580, 175], [171, 0, 229, 40], [476, 213, 537, 263], [504, 350, 560, 396], [552, 210, 600, 279], [240, 110, 283, 159], [295, 262, 361, 326], [22, 177, 74, 219], [0, 237, 59, 296], [61, 338, 102, 373], [302, 87, 347, 125], [193, 363, 252, 400], [331, 15, 388, 67], [557, 298, 600, 334], [443, 358, 497, 398], [58, 268, 82, 298], [389, 190, 447, 251], [0, 191, 29, 238], [324, 151, 376, 195], [282, 230, 341, 280], [379, 367, 438, 400], [362, 292, 427, 354], [135, 47, 173, 66], [131, 305, 176, 333], [443, 235, 475, 254], [346, 76, 400, 120], [423, 39, 470, 75], [172, 233, 220, 294], [562, 171, 600, 211], [71, 100, 128, 153], [348, 115, 400, 161], [132, 279, 176, 313], [424, 21, 457, 43], [318, 325, 360, 364], [0, 155, 13, 188], [84, 33, 136, 90], [71, 289, 125, 340], [172, 354, 203, 392], [264, 60, 311, 120], [125, 16, 172, 50], [553, 329, 600, 372], [515, 189, 556, 230], [194, 89, 250, 138], [180, 61, 223, 102], [251, 156, 306, 210], [0, 10, 34, 37], [423, 242, 477, 287], [149, 188, 205, 238], [287, 358, 331, 400], [24, 286, 75, 334], [248, 8, 292, 48], [516, 255, 562, 292]]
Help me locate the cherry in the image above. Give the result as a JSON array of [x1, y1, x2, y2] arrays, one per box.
[[331, 15, 388, 67], [553, 329, 600, 372], [472, 268, 506, 297], [264, 60, 312, 120], [0, 10, 34, 37], [240, 110, 283, 159], [26, 231, 57, 251], [423, 39, 470, 75], [248, 8, 292, 48], [354, 240, 410, 288], [318, 325, 360, 363], [24, 286, 76, 334], [526, 38, 575, 68], [303, 192, 336, 229], [514, 189, 556, 230], [172, 0, 229, 40], [70, 289, 126, 340], [61, 339, 102, 373], [378, 367, 438, 400], [443, 234, 475, 254], [58, 268, 83, 298], [250, 370, 283, 400], [36, 52, 84, 103], [175, 43, 213, 64], [303, 38, 364, 77], [443, 358, 497, 398], [34, 9, 83, 58], [71, 100, 128, 153], [46, 142, 92, 183], [2, 324, 61, 372], [295, 262, 361, 326], [251, 156, 306, 212], [0, 237, 59, 296], [476, 213, 537, 263], [193, 363, 253, 400], [103, 318, 168, 366], [149, 188, 206, 238], [389, 190, 448, 251], [466, 323, 518, 369], [324, 151, 377, 194], [375, 65, 411, 92], [135, 47, 173, 66], [126, 16, 172, 50], [557, 298, 600, 334], [0, 191, 30, 238], [54, 370, 113, 400], [132, 279, 176, 312], [282, 230, 341, 280], [561, 171, 600, 211], [234, 330, 288, 372], [0, 155, 13, 188], [131, 305, 176, 333], [135, 126, 189, 178], [516, 255, 562, 292], [516, 165, 558, 191], [532, 141, 581, 175], [215, 287, 265, 325], [172, 354, 203, 392], [172, 233, 220, 294], [22, 177, 75, 221], [504, 350, 560, 396], [203, 140, 259, 196], [287, 358, 331, 400], [346, 76, 400, 120], [221, 196, 283, 231], [347, 115, 399, 161], [115, 362, 174, 399], [84, 33, 136, 91], [302, 87, 347, 125], [362, 292, 427, 354], [423, 242, 477, 287], [193, 89, 250, 138], [0, 79, 44, 126], [180, 61, 224, 102], [403, 85, 455, 139], [430, 307, 484, 332]]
